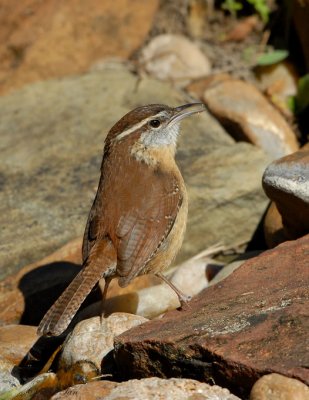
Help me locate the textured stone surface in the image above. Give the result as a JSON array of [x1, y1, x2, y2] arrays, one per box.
[[0, 357, 20, 394], [263, 144, 309, 239], [0, 65, 227, 279], [250, 373, 309, 400], [114, 235, 309, 396], [51, 378, 240, 400], [139, 34, 211, 86], [51, 381, 116, 400], [203, 77, 299, 159], [0, 325, 38, 365], [0, 0, 159, 95], [0, 65, 271, 281]]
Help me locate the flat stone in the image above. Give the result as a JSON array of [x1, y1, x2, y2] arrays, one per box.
[[51, 378, 240, 400], [0, 65, 230, 280], [0, 0, 159, 95], [180, 142, 271, 260], [203, 77, 299, 159], [114, 235, 309, 397], [262, 144, 309, 239], [0, 64, 271, 281], [250, 373, 309, 400]]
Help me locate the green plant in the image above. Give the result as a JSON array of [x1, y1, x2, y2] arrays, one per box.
[[247, 0, 270, 23], [221, 0, 270, 23], [288, 74, 309, 114], [221, 0, 243, 17], [256, 49, 289, 65]]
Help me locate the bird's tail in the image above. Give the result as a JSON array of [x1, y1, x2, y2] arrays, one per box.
[[37, 239, 116, 336]]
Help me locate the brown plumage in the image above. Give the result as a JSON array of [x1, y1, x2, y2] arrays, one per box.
[[38, 103, 205, 336]]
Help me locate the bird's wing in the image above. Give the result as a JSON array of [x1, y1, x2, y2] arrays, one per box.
[[82, 190, 103, 262], [115, 172, 182, 286]]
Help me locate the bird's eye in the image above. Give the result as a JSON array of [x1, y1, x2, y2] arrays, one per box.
[[149, 119, 161, 128]]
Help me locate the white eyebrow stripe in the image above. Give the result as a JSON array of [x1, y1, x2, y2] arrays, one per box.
[[114, 111, 168, 141]]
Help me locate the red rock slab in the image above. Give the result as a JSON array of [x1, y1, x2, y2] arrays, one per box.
[[114, 235, 309, 397]]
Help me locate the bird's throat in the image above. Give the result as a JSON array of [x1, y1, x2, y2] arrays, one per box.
[[130, 141, 177, 170]]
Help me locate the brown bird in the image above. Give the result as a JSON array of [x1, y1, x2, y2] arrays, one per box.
[[37, 102, 206, 336]]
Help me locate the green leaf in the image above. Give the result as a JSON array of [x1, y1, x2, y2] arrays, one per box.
[[295, 74, 309, 113], [221, 0, 243, 16], [247, 0, 270, 23], [257, 50, 289, 66]]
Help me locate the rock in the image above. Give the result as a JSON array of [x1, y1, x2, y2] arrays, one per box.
[[59, 313, 147, 373], [79, 252, 221, 320], [0, 238, 86, 326], [208, 251, 262, 286], [0, 372, 58, 399], [0, 64, 271, 283], [114, 235, 309, 397], [51, 381, 116, 400], [0, 357, 20, 394], [51, 378, 240, 400], [0, 0, 159, 95], [250, 373, 309, 400], [255, 62, 298, 118], [0, 325, 38, 364], [0, 64, 227, 280], [208, 260, 243, 286], [203, 77, 299, 159], [262, 144, 309, 239], [0, 238, 155, 326], [186, 73, 231, 100], [263, 202, 287, 248], [180, 141, 270, 260], [139, 34, 211, 86]]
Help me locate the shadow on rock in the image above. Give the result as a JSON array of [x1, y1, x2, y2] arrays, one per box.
[[18, 262, 100, 326]]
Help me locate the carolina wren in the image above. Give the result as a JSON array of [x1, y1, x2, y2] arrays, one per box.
[[38, 103, 206, 336]]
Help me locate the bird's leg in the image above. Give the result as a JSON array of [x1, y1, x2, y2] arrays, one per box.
[[99, 276, 112, 324], [155, 272, 192, 309]]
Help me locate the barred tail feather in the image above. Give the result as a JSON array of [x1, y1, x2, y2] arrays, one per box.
[[37, 239, 116, 336]]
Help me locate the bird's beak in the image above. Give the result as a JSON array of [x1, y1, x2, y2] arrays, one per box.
[[169, 103, 206, 126]]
